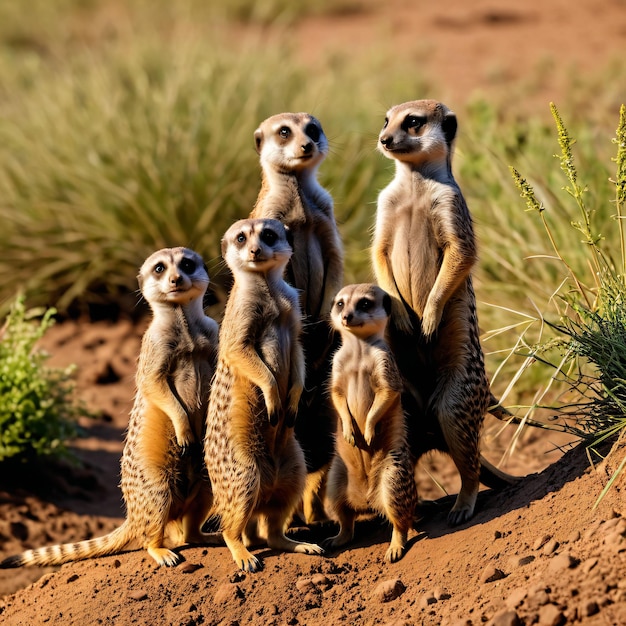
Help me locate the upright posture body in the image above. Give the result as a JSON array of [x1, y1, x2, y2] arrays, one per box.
[[324, 284, 417, 563], [372, 99, 492, 525], [2, 248, 218, 568], [250, 112, 344, 521], [204, 218, 324, 572]]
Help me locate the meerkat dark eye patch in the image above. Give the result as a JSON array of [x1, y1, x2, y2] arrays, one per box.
[[260, 229, 278, 246], [305, 123, 320, 142], [382, 118, 389, 129], [278, 126, 291, 139], [356, 298, 372, 312], [334, 300, 344, 310], [236, 233, 246, 244], [180, 258, 197, 274], [402, 115, 427, 132], [154, 262, 166, 274]]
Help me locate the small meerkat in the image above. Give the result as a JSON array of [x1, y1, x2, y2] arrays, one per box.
[[372, 99, 511, 526], [324, 284, 417, 563], [1, 247, 219, 569], [250, 112, 344, 522], [204, 218, 324, 572]]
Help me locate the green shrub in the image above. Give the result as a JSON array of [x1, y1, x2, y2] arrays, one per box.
[[0, 297, 82, 462], [509, 104, 626, 491]]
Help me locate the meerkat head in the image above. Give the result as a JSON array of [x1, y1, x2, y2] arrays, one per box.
[[138, 247, 209, 307], [378, 99, 457, 169], [331, 283, 392, 341], [221, 218, 293, 276], [254, 112, 328, 174]]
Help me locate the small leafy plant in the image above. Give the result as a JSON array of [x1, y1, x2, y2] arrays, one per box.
[[509, 103, 626, 492], [0, 297, 82, 462]]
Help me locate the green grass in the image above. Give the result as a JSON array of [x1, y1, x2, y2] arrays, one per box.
[[504, 104, 626, 494]]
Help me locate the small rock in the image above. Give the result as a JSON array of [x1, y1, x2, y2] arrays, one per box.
[[582, 600, 599, 617], [581, 557, 598, 573], [567, 530, 580, 543], [66, 574, 79, 583], [295, 577, 315, 593], [506, 587, 527, 609], [179, 562, 202, 574], [494, 530, 503, 539], [311, 574, 332, 590], [480, 565, 506, 584], [113, 559, 121, 569], [533, 534, 551, 550], [373, 578, 406, 603], [128, 590, 148, 601], [527, 589, 550, 609], [584, 520, 602, 540], [537, 603, 565, 626], [213, 583, 243, 604], [542, 539, 559, 555], [486, 610, 522, 626], [548, 552, 578, 573]]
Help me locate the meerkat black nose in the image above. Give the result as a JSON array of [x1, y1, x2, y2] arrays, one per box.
[[301, 142, 313, 155], [250, 247, 261, 258], [171, 273, 182, 285], [344, 313, 353, 323], [380, 135, 393, 148]]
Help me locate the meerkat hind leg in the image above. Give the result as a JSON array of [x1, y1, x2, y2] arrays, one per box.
[[321, 504, 356, 551]]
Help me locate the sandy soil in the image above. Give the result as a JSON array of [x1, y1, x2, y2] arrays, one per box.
[[1, 0, 626, 624]]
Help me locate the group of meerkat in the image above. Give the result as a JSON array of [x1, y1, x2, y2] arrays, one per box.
[[1, 99, 515, 573]]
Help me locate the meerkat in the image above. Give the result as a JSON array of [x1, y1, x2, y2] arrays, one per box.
[[204, 218, 324, 572], [250, 112, 344, 522], [1, 247, 219, 569], [372, 99, 514, 526], [324, 284, 417, 563]]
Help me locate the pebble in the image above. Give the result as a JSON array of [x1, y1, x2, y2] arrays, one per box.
[[113, 559, 121, 569], [295, 577, 315, 593], [542, 539, 559, 555], [480, 565, 506, 584], [533, 535, 551, 550], [311, 574, 332, 590], [581, 557, 598, 573], [66, 574, 79, 583], [582, 600, 599, 617], [486, 610, 522, 626], [506, 587, 527, 609], [537, 603, 565, 626], [373, 579, 406, 603], [128, 589, 148, 601], [179, 562, 202, 574], [583, 520, 602, 540], [567, 530, 580, 543], [548, 552, 578, 573], [213, 583, 243, 604]]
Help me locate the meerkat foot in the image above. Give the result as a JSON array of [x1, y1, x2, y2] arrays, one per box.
[[321, 528, 354, 552], [385, 528, 408, 563], [447, 491, 478, 526], [147, 546, 181, 567], [223, 533, 263, 572]]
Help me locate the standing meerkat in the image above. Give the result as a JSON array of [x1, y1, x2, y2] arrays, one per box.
[[204, 218, 324, 572], [1, 247, 219, 569], [372, 99, 511, 525], [324, 284, 417, 563], [250, 112, 344, 522]]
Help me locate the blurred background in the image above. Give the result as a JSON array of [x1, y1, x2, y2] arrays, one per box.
[[0, 0, 625, 441]]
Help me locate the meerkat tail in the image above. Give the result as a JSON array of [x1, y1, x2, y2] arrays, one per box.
[[0, 522, 134, 568], [479, 455, 522, 488]]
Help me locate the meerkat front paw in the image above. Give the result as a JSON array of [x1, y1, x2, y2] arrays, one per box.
[[421, 301, 441, 339], [342, 424, 356, 446], [174, 421, 195, 449]]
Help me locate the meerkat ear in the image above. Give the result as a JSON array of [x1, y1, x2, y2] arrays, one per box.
[[382, 293, 392, 316], [137, 272, 144, 290], [442, 112, 458, 147], [221, 237, 229, 258], [254, 128, 264, 154]]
